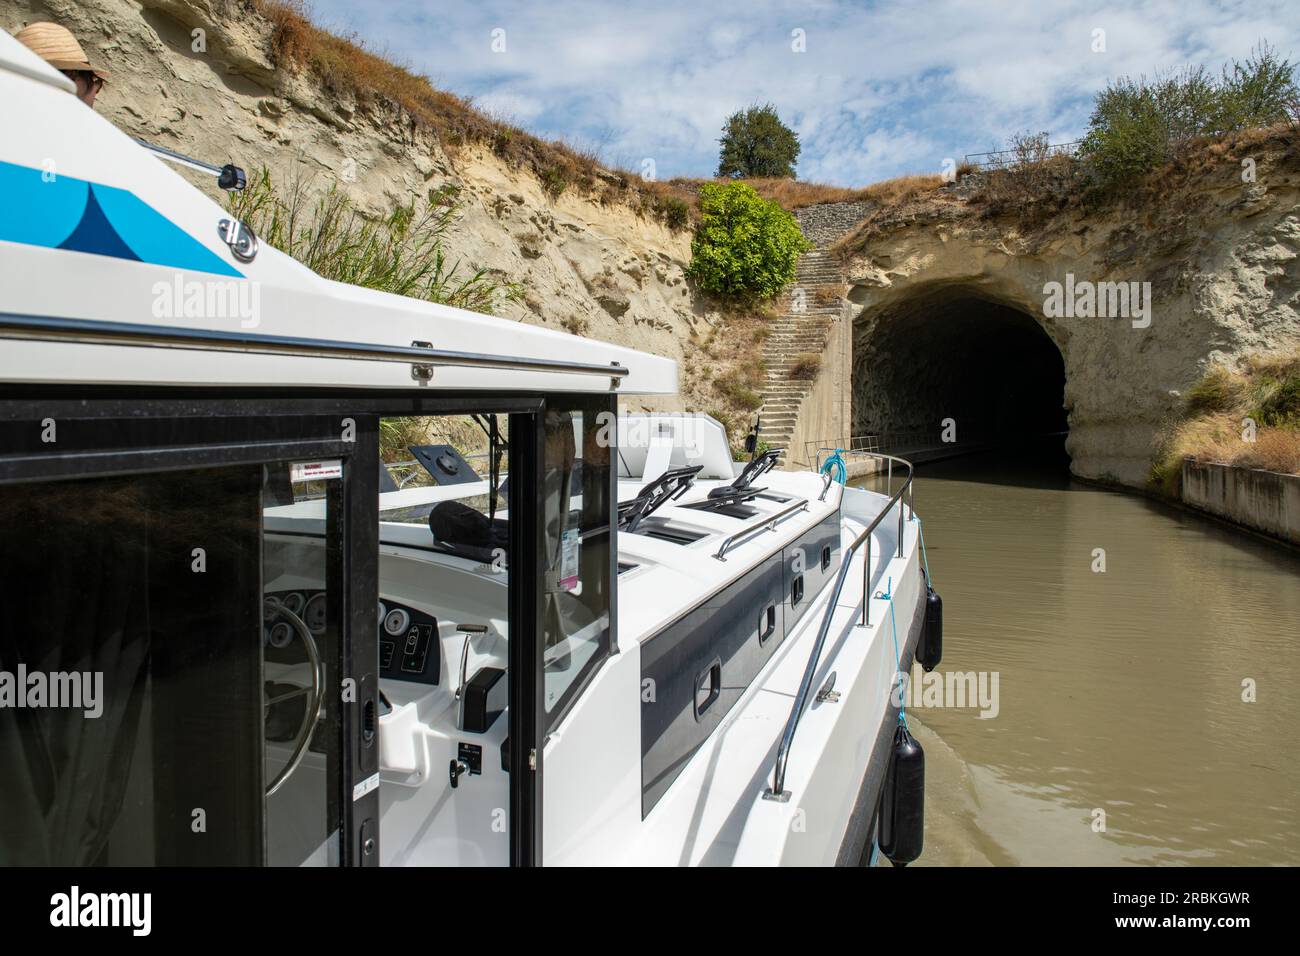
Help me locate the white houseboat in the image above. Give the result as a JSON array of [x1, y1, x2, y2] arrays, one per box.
[[0, 30, 938, 867]]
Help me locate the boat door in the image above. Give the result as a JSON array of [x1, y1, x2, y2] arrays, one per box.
[[369, 398, 613, 866], [0, 401, 377, 866]]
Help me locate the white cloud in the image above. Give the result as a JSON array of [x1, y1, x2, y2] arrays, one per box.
[[304, 0, 1300, 184]]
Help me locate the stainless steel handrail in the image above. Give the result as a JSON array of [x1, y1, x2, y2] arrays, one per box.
[[134, 137, 228, 177], [765, 451, 915, 799], [134, 137, 248, 192], [0, 312, 630, 382], [818, 470, 835, 502], [808, 436, 881, 472], [712, 498, 809, 561]]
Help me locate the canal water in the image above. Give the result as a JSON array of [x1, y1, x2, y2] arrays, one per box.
[[861, 438, 1300, 866]]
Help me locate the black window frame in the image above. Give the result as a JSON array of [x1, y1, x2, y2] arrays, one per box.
[[0, 386, 620, 867], [536, 394, 619, 735], [0, 392, 369, 865]]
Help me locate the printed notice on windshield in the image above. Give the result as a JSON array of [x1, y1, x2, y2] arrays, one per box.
[[559, 528, 580, 591], [291, 460, 343, 483]]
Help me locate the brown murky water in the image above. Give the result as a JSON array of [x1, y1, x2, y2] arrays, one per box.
[[861, 439, 1300, 866]]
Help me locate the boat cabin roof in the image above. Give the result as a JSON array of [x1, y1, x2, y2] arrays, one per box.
[[0, 31, 676, 397]]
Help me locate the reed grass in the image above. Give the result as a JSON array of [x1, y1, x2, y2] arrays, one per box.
[[1151, 349, 1300, 493], [229, 166, 523, 314]]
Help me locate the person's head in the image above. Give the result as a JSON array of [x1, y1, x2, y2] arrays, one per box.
[[13, 21, 107, 108], [62, 68, 104, 107]]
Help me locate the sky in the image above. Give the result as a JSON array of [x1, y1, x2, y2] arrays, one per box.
[[303, 0, 1300, 186]]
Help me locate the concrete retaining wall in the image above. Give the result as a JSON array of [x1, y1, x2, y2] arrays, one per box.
[[1181, 459, 1300, 546], [784, 304, 852, 471]]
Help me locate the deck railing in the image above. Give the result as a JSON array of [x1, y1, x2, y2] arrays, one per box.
[[712, 498, 810, 561], [802, 434, 880, 471], [764, 451, 914, 800]]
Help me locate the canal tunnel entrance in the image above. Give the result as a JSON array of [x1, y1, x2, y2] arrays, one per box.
[[851, 286, 1068, 455]]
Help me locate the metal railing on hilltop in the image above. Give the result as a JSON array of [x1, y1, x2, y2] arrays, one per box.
[[963, 140, 1082, 170]]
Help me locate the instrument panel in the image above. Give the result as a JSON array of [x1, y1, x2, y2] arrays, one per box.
[[377, 599, 440, 685], [264, 589, 440, 686]]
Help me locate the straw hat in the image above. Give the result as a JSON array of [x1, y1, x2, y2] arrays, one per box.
[[13, 21, 108, 79]]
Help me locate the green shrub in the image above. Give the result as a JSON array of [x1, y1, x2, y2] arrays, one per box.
[[1184, 366, 1241, 415], [540, 165, 568, 199], [687, 182, 810, 299], [1080, 44, 1299, 192], [1252, 371, 1300, 427]]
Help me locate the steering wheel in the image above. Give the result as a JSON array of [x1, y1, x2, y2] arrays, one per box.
[[263, 601, 324, 797]]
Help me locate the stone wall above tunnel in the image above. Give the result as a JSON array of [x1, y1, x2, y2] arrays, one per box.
[[843, 162, 1300, 487]]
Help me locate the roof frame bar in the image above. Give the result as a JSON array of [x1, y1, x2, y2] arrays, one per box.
[[0, 312, 629, 388]]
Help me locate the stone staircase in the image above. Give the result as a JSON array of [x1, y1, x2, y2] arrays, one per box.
[[757, 249, 844, 458]]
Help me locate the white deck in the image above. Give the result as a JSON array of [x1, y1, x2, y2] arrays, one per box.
[[544, 475, 922, 865]]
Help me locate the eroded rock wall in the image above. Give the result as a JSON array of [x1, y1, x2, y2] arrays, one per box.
[[844, 146, 1300, 486]]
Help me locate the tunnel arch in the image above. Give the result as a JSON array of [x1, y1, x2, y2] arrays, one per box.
[[850, 282, 1069, 451]]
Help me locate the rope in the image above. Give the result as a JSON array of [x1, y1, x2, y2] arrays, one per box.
[[917, 516, 934, 588], [820, 447, 848, 484], [879, 575, 908, 727]]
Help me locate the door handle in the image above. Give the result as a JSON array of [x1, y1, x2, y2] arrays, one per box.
[[694, 658, 722, 720], [758, 604, 777, 645]]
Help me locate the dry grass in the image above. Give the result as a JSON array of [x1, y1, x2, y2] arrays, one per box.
[[834, 125, 1300, 260], [788, 352, 822, 381], [1103, 123, 1300, 211], [739, 170, 973, 210], [250, 1, 698, 227], [1151, 349, 1300, 494], [831, 172, 962, 256], [560, 316, 590, 337], [970, 152, 1079, 224], [859, 173, 948, 204], [379, 415, 488, 464], [669, 176, 899, 211], [677, 310, 772, 454], [713, 370, 764, 411], [732, 178, 874, 209]]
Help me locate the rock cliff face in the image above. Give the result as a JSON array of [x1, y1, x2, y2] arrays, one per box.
[[840, 138, 1300, 486], [2, 0, 744, 420]]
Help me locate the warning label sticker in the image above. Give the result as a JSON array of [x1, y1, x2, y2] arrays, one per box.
[[291, 459, 344, 483]]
